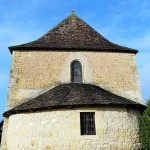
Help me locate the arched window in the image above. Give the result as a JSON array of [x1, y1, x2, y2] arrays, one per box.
[[71, 61, 83, 83]]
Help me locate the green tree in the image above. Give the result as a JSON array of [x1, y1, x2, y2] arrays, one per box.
[[139, 99, 150, 150]]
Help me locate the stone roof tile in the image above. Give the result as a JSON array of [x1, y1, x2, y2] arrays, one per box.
[[3, 83, 145, 117], [9, 12, 138, 53]]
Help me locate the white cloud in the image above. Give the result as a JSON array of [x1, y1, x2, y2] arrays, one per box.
[[106, 32, 150, 51], [139, 61, 150, 100], [0, 72, 9, 86], [0, 72, 9, 120], [137, 0, 150, 19], [0, 25, 44, 47], [0, 28, 13, 35], [137, 35, 150, 49], [8, 30, 43, 46], [136, 52, 150, 68], [130, 33, 150, 50]]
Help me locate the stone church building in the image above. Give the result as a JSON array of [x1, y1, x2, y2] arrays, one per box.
[[1, 12, 145, 150]]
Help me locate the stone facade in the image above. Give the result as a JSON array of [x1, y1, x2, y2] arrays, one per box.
[[1, 12, 144, 150], [0, 50, 143, 150], [7, 51, 143, 111], [7, 107, 141, 150], [1, 118, 8, 150]]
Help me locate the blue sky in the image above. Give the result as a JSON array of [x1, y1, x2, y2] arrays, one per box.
[[0, 0, 150, 121]]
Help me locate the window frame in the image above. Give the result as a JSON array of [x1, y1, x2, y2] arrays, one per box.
[[70, 60, 83, 83], [80, 112, 96, 135]]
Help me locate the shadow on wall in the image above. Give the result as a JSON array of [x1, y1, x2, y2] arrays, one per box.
[[0, 120, 3, 145]]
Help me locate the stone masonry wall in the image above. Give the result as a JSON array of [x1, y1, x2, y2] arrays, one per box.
[[7, 107, 141, 150], [6, 51, 143, 111], [0, 118, 8, 150]]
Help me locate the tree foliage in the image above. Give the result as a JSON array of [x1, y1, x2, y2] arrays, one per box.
[[139, 99, 150, 150]]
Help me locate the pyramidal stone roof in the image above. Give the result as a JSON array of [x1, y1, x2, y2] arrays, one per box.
[[9, 12, 138, 53], [3, 83, 145, 117]]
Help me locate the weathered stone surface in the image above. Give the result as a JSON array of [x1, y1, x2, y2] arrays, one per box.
[[7, 107, 141, 150], [0, 118, 8, 150], [6, 51, 143, 110], [1, 49, 143, 150]]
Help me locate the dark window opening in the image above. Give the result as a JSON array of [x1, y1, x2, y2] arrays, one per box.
[[0, 120, 3, 144], [80, 112, 96, 135], [71, 61, 83, 83]]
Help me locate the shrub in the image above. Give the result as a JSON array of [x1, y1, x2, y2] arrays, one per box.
[[139, 99, 150, 150]]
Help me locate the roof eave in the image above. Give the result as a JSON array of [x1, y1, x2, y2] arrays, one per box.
[[9, 46, 138, 54], [3, 103, 145, 117]]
